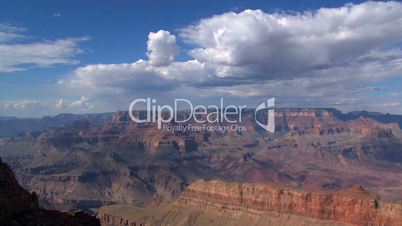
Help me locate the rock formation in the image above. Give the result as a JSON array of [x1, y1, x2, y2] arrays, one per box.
[[0, 157, 100, 226], [99, 180, 402, 226]]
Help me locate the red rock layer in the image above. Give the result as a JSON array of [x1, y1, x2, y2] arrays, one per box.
[[174, 180, 402, 226]]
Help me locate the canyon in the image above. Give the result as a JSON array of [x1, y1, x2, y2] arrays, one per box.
[[0, 108, 401, 219]]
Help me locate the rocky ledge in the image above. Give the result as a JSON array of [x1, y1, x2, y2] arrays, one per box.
[[99, 180, 402, 226], [175, 180, 402, 226]]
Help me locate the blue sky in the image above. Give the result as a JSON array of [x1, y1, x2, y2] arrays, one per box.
[[1, 0, 402, 117], [1, 0, 369, 66]]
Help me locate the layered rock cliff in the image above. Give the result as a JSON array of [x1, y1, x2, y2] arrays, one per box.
[[175, 180, 402, 226], [99, 180, 402, 226]]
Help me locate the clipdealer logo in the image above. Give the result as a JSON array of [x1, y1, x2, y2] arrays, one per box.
[[128, 97, 275, 133], [255, 97, 275, 133]]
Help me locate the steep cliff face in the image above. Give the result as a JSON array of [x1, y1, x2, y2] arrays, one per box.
[[99, 180, 402, 226], [174, 180, 402, 226], [0, 158, 100, 226], [0, 157, 39, 224]]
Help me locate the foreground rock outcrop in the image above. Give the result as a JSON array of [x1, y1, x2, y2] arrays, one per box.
[[99, 180, 402, 226], [0, 157, 100, 226]]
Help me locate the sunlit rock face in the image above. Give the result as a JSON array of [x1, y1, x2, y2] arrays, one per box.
[[98, 180, 402, 226]]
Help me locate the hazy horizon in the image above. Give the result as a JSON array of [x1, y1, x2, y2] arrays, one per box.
[[1, 1, 402, 116]]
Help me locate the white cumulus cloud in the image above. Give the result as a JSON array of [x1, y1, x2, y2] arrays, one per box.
[[61, 1, 402, 113], [147, 30, 179, 66], [56, 99, 65, 109], [67, 30, 206, 96], [70, 96, 93, 109], [180, 1, 402, 79]]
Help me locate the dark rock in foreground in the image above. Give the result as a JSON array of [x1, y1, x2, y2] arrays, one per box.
[[0, 157, 100, 226]]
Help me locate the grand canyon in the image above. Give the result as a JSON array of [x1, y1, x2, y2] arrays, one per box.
[[0, 109, 402, 225], [2, 1, 402, 225]]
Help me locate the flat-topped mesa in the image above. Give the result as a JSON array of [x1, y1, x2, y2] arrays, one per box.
[[174, 180, 402, 226], [272, 108, 400, 137]]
